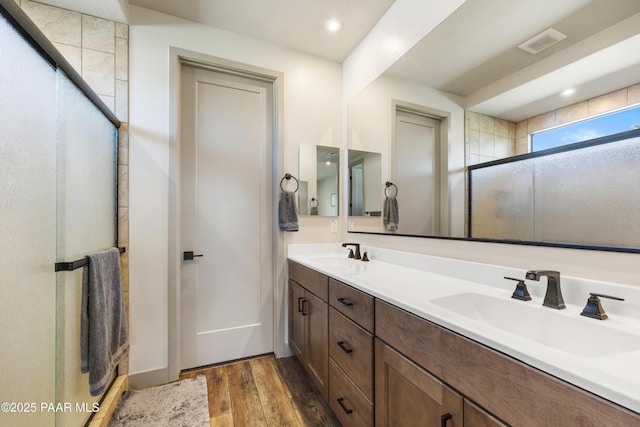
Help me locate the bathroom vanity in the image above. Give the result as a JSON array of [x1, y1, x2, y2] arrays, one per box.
[[287, 245, 640, 426]]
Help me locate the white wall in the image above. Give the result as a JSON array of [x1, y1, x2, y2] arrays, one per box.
[[128, 5, 342, 377]]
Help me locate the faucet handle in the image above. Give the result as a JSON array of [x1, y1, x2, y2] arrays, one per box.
[[580, 293, 625, 320], [504, 277, 532, 301], [347, 249, 354, 259]]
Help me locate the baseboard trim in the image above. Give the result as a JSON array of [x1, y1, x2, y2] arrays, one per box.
[[128, 367, 169, 389]]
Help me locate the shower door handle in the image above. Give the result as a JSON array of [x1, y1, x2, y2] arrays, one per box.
[[183, 251, 204, 261]]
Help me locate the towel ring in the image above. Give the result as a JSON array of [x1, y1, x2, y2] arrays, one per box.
[[309, 197, 318, 208], [385, 181, 398, 198], [280, 173, 299, 192]]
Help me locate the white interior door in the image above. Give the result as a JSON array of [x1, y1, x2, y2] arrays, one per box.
[[395, 110, 441, 235], [180, 65, 274, 369]]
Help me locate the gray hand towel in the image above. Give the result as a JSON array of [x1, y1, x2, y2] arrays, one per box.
[[383, 196, 399, 232], [81, 247, 129, 396], [279, 191, 299, 231]]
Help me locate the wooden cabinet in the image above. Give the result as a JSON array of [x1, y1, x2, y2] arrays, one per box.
[[289, 261, 640, 426], [328, 279, 375, 426], [375, 338, 463, 427], [375, 299, 640, 426], [288, 262, 329, 400]]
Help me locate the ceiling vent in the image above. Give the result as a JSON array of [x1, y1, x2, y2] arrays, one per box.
[[518, 28, 567, 54]]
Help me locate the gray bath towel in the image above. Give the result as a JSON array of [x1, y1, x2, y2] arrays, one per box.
[[279, 191, 299, 231], [81, 247, 128, 396], [383, 196, 399, 232]]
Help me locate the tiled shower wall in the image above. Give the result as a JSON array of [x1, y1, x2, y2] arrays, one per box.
[[16, 0, 130, 374], [465, 82, 640, 166]]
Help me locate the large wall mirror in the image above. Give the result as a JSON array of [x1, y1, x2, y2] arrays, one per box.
[[299, 144, 339, 216], [347, 0, 640, 252]]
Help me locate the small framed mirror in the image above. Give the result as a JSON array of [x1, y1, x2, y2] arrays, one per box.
[[298, 144, 339, 216]]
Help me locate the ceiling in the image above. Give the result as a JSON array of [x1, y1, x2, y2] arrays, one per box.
[[126, 0, 395, 62], [34, 0, 640, 121], [384, 0, 640, 121]]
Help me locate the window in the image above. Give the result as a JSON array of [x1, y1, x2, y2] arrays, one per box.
[[531, 104, 640, 152]]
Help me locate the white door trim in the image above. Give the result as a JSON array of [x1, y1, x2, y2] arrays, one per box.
[[168, 47, 286, 381]]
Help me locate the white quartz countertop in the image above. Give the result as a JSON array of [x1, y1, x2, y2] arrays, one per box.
[[288, 244, 640, 414]]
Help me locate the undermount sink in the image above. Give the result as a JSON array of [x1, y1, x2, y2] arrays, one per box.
[[430, 292, 639, 358], [307, 256, 364, 274]]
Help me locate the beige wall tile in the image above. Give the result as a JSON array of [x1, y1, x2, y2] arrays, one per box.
[[516, 137, 529, 155], [118, 167, 128, 208], [494, 118, 510, 137], [98, 94, 115, 112], [478, 132, 495, 157], [468, 153, 481, 165], [556, 101, 588, 125], [466, 110, 479, 131], [588, 88, 627, 116], [115, 38, 128, 81], [467, 129, 479, 154], [115, 79, 128, 122], [516, 121, 527, 139], [13, 0, 21, 6], [83, 49, 115, 96], [82, 15, 115, 53], [628, 83, 640, 105], [507, 122, 516, 139], [527, 111, 556, 133], [53, 42, 81, 74], [494, 136, 514, 158], [118, 123, 129, 165], [22, 0, 81, 46], [478, 113, 494, 134], [115, 22, 129, 39]]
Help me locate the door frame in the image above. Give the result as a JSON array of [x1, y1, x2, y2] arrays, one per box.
[[168, 47, 285, 381]]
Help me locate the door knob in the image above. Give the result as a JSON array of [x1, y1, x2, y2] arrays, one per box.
[[183, 251, 204, 261]]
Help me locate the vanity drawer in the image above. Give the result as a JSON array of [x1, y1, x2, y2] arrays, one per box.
[[329, 278, 374, 332], [329, 358, 373, 427], [288, 260, 328, 301], [329, 307, 373, 401]]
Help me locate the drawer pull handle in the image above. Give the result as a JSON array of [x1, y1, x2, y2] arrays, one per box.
[[337, 341, 353, 354], [337, 297, 353, 307], [441, 413, 452, 427], [337, 397, 353, 414], [297, 297, 303, 313], [301, 299, 308, 316]]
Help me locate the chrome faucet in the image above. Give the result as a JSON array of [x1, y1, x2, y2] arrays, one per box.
[[341, 243, 361, 260], [525, 270, 566, 309]]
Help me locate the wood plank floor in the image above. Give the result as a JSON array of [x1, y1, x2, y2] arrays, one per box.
[[179, 355, 341, 427]]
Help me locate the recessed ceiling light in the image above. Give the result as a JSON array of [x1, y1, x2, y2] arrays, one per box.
[[325, 18, 342, 33], [561, 88, 576, 97]]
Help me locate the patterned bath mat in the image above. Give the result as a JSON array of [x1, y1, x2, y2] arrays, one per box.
[[109, 375, 209, 426]]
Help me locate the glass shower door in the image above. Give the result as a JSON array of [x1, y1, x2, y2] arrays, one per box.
[[0, 12, 58, 427], [55, 71, 117, 427]]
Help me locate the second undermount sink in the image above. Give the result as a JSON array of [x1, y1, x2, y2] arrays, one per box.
[[430, 292, 639, 358]]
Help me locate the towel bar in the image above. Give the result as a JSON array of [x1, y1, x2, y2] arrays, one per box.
[[55, 247, 126, 272]]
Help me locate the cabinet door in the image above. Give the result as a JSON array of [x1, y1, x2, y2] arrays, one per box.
[[375, 339, 462, 427], [306, 291, 329, 400], [464, 399, 507, 427], [288, 279, 305, 362]]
